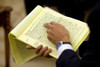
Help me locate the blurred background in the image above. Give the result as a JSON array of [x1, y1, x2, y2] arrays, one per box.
[[0, 0, 97, 67], [0, 0, 56, 67]]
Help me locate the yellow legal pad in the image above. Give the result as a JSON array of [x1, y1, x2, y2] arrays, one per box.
[[8, 5, 90, 65]]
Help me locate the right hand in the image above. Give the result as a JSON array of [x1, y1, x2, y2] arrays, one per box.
[[44, 22, 70, 45]]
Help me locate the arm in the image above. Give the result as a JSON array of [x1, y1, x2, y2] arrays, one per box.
[[26, 22, 81, 67], [44, 22, 81, 67], [26, 22, 71, 57], [57, 2, 100, 67], [26, 2, 100, 66], [56, 50, 80, 67]]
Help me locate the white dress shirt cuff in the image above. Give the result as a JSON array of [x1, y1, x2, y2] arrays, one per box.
[[57, 44, 73, 57]]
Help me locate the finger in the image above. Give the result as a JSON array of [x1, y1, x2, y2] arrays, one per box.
[[50, 22, 56, 25], [35, 45, 43, 54], [44, 23, 53, 29], [47, 29, 53, 34], [47, 34, 56, 44], [38, 46, 48, 56], [26, 45, 34, 49], [50, 22, 61, 26], [43, 48, 52, 57]]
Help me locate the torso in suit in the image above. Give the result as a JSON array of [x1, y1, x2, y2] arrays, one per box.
[[56, 1, 100, 67]]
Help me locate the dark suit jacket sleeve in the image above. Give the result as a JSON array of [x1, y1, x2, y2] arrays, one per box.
[[56, 1, 100, 67], [56, 49, 80, 67]]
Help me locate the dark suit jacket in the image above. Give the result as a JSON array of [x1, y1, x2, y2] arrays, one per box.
[[24, 0, 98, 21], [56, 1, 100, 67]]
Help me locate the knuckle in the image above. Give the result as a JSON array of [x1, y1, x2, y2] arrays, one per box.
[[44, 51, 48, 57], [47, 29, 51, 33], [35, 45, 42, 53], [47, 35, 51, 40], [36, 47, 40, 51], [47, 29, 54, 34], [43, 46, 48, 51], [35, 49, 39, 54], [44, 49, 51, 57], [43, 53, 47, 57], [50, 22, 55, 24]]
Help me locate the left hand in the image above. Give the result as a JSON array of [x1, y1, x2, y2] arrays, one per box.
[[26, 45, 52, 57]]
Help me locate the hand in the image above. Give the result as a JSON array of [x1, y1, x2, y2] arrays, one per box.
[[44, 22, 70, 45], [26, 45, 52, 57]]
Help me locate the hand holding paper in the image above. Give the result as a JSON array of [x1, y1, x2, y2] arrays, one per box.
[[9, 5, 90, 65]]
